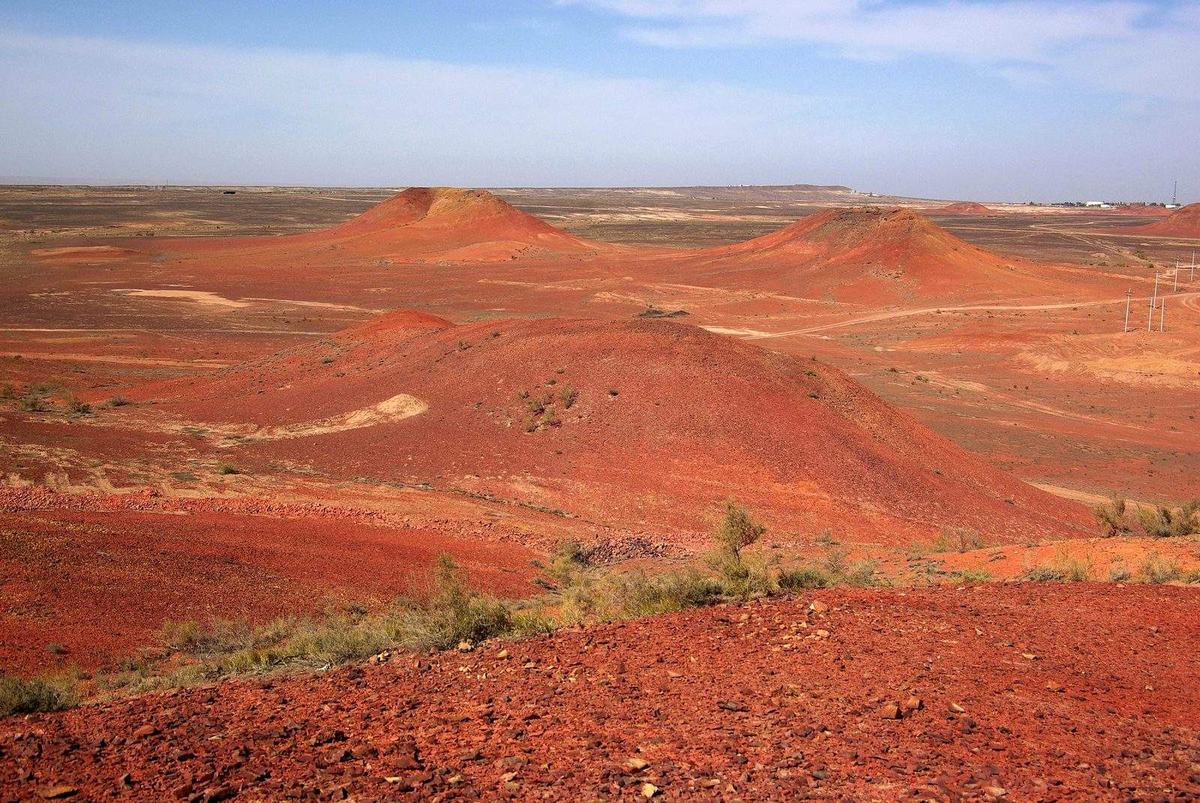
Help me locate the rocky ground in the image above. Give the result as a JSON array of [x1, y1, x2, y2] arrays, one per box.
[[3, 583, 1199, 801]]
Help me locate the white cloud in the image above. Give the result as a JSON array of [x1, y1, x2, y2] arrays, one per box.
[[0, 30, 831, 185], [569, 0, 1200, 100]]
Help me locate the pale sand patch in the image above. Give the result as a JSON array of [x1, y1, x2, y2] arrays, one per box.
[[701, 325, 772, 338], [214, 393, 428, 445], [120, 289, 250, 309]]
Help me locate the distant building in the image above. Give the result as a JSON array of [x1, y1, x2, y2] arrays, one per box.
[[1084, 201, 1112, 208]]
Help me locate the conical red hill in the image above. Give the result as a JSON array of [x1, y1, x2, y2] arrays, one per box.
[[1120, 203, 1200, 238], [316, 187, 596, 259], [139, 313, 1092, 545], [664, 207, 1068, 304]]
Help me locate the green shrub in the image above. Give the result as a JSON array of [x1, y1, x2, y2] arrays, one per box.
[[842, 559, 879, 587], [66, 396, 92, 415], [559, 386, 578, 409], [1137, 502, 1200, 538], [1138, 553, 1181, 584], [1024, 565, 1066, 582], [1093, 498, 1129, 537], [608, 570, 724, 618], [952, 568, 993, 583], [0, 673, 78, 716], [1108, 565, 1132, 582], [395, 555, 514, 652], [778, 565, 831, 590], [217, 464, 240, 476]]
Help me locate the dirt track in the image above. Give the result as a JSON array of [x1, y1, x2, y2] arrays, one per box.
[[3, 584, 1198, 801]]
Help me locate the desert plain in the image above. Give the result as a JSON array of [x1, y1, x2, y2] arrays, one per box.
[[1, 183, 1198, 800]]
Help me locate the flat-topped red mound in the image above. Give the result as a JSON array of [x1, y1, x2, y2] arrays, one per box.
[[132, 313, 1091, 543], [1119, 203, 1200, 238], [660, 207, 1074, 304]]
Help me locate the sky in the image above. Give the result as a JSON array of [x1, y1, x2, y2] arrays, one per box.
[[0, 0, 1196, 202]]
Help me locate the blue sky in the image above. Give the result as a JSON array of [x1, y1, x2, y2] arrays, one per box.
[[0, 0, 1196, 201]]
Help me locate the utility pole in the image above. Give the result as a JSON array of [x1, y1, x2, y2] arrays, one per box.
[[1160, 296, 1166, 333], [1174, 267, 1179, 292], [1149, 273, 1159, 332], [1124, 289, 1132, 333]]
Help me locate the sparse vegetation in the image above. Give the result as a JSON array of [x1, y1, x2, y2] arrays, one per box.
[[0, 672, 79, 716], [1138, 552, 1182, 584], [559, 385, 578, 409], [1094, 497, 1130, 537], [217, 464, 241, 475], [66, 395, 92, 415], [1024, 565, 1067, 582], [933, 527, 985, 553], [1136, 501, 1200, 538], [107, 395, 131, 407]]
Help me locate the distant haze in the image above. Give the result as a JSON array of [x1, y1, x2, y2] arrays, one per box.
[[0, 1, 1196, 203]]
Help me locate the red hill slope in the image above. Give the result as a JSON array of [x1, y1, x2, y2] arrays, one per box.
[[154, 187, 601, 263], [663, 207, 1075, 304], [132, 312, 1091, 544], [1120, 203, 1200, 238]]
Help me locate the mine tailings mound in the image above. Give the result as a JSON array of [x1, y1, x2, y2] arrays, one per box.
[[932, 201, 995, 215], [143, 187, 606, 262], [653, 206, 1080, 304], [1118, 203, 1200, 238], [128, 310, 1092, 545]]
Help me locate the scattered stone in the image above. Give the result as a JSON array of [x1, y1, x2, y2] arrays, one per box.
[[902, 696, 923, 714], [949, 702, 966, 714], [641, 782, 660, 798], [879, 703, 902, 720], [1045, 682, 1065, 693], [457, 640, 474, 652], [496, 649, 509, 659], [132, 724, 158, 740], [1020, 653, 1038, 661], [36, 786, 78, 800], [625, 757, 650, 772], [809, 601, 829, 614]]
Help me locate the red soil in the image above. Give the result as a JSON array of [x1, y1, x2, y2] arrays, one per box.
[[4, 584, 1198, 800], [649, 207, 1102, 305], [0, 487, 538, 674], [124, 312, 1093, 544], [931, 201, 994, 215], [1117, 203, 1200, 238]]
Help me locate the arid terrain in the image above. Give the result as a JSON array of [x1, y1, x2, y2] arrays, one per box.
[[1, 184, 1198, 800]]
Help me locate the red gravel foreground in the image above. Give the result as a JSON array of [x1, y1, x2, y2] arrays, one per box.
[[3, 584, 1199, 801]]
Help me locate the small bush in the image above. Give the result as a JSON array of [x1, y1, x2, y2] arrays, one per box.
[[715, 502, 765, 561], [953, 568, 993, 583], [0, 673, 78, 716], [609, 570, 724, 619], [559, 385, 578, 409], [1137, 502, 1200, 538], [545, 539, 591, 586], [396, 555, 514, 652], [19, 393, 47, 412], [218, 464, 240, 476], [842, 559, 879, 587], [107, 395, 131, 407], [1108, 565, 1132, 582], [1094, 498, 1129, 537], [1024, 565, 1066, 582], [933, 527, 984, 553], [778, 565, 831, 590], [1138, 553, 1181, 584], [66, 396, 92, 415]]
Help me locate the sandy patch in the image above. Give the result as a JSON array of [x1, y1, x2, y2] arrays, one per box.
[[119, 289, 250, 309], [219, 393, 428, 445]]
